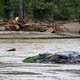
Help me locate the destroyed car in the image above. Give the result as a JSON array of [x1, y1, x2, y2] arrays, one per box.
[[23, 51, 80, 64]]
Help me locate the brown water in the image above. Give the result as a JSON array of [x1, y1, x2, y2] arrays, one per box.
[[0, 39, 80, 80]]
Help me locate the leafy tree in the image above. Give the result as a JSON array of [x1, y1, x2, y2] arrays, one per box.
[[0, 0, 80, 21], [0, 0, 11, 18]]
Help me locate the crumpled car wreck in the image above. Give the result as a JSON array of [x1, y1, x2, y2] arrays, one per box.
[[23, 51, 80, 64]]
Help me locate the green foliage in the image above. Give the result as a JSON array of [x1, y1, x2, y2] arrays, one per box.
[[0, 0, 11, 18], [0, 0, 80, 21], [0, 2, 3, 16], [23, 57, 34, 63], [9, 0, 18, 17]]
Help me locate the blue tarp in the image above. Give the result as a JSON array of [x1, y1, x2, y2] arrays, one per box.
[[55, 51, 80, 63]]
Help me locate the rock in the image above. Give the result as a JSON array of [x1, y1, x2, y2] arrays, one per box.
[[7, 48, 16, 51]]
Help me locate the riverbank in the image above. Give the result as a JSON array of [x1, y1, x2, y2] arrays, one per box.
[[0, 31, 79, 39]]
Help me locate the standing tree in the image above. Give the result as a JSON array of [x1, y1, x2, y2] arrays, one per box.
[[18, 0, 24, 23]]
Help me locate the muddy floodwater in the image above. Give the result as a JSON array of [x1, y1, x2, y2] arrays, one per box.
[[0, 39, 80, 80]]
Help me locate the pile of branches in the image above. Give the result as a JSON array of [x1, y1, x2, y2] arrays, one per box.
[[4, 19, 69, 33]]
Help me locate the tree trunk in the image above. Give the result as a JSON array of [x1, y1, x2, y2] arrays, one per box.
[[18, 0, 24, 24]]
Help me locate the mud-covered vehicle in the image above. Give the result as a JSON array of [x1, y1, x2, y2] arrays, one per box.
[[23, 51, 80, 64]]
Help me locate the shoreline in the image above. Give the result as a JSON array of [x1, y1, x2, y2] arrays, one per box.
[[0, 31, 79, 39]]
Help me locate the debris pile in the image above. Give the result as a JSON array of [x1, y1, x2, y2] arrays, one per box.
[[52, 23, 70, 33], [4, 19, 69, 33], [23, 51, 80, 64], [5, 20, 20, 31]]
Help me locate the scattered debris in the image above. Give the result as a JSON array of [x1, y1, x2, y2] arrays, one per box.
[[52, 23, 70, 33], [7, 48, 16, 51], [4, 19, 69, 33], [5, 20, 20, 31], [46, 27, 54, 33], [23, 51, 80, 64]]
